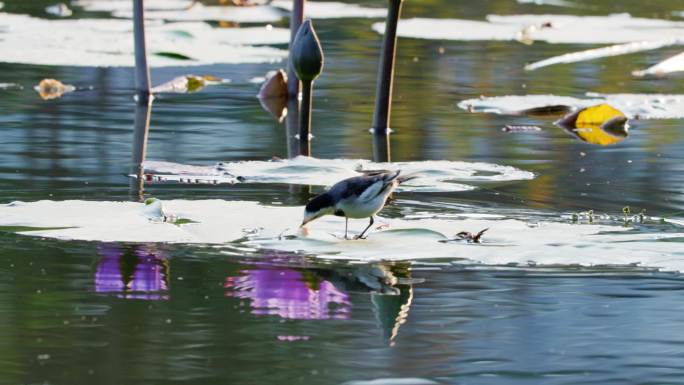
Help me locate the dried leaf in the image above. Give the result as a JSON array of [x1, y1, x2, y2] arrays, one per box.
[[257, 69, 288, 122], [34, 78, 76, 100], [257, 69, 287, 99]]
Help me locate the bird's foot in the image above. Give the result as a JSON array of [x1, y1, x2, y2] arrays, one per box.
[[353, 234, 368, 240]]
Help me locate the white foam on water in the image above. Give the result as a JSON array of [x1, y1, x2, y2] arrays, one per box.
[[457, 94, 684, 120], [141, 156, 535, 192], [0, 13, 288, 67], [2, 200, 683, 272], [373, 13, 684, 44]]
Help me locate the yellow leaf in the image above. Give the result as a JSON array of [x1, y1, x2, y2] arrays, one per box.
[[575, 103, 626, 126], [572, 125, 626, 146]]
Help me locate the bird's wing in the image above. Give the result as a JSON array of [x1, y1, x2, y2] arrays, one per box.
[[330, 171, 401, 201], [357, 179, 385, 202]]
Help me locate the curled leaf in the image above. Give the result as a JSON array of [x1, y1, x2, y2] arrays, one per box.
[[257, 69, 288, 122], [257, 69, 287, 99], [556, 104, 628, 146]]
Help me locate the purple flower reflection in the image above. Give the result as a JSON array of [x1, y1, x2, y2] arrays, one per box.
[[225, 267, 351, 320], [95, 244, 169, 300]]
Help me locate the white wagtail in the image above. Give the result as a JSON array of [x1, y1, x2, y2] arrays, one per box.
[[301, 170, 413, 239]]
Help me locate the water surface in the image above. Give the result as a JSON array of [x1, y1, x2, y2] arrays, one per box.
[[1, 0, 684, 384]]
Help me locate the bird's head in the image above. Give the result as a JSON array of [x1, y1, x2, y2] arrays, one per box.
[[301, 193, 335, 227]]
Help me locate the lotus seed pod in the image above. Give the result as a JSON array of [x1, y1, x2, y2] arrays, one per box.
[[291, 20, 324, 82]]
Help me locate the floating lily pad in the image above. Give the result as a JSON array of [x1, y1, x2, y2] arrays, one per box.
[[0, 13, 288, 67], [0, 225, 76, 232], [633, 51, 684, 77], [139, 156, 536, 192], [373, 14, 684, 44], [2, 200, 683, 272], [270, 0, 386, 19], [458, 93, 684, 120], [75, 0, 386, 21], [525, 39, 683, 71]]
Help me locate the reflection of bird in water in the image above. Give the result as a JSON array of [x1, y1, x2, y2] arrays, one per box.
[[319, 262, 415, 345], [224, 255, 414, 344], [301, 170, 414, 239]]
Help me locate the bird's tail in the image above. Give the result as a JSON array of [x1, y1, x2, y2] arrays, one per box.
[[396, 171, 419, 184]]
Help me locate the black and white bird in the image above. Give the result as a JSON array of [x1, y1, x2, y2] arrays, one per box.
[[301, 170, 412, 239]]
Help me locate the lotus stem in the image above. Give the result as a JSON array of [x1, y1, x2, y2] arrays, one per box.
[[371, 0, 403, 135], [287, 0, 305, 98], [133, 0, 151, 99], [299, 80, 313, 156]]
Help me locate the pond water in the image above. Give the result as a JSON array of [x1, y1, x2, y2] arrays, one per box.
[[1, 0, 684, 384]]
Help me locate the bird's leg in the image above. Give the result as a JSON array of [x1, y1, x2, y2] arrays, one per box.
[[355, 216, 374, 240], [344, 217, 349, 240]]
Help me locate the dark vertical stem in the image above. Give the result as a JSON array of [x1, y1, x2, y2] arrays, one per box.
[[133, 0, 151, 97], [371, 0, 403, 132], [372, 133, 391, 162], [285, 98, 301, 157], [299, 80, 313, 156], [130, 97, 153, 202], [287, 0, 305, 98], [371, 0, 403, 161]]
